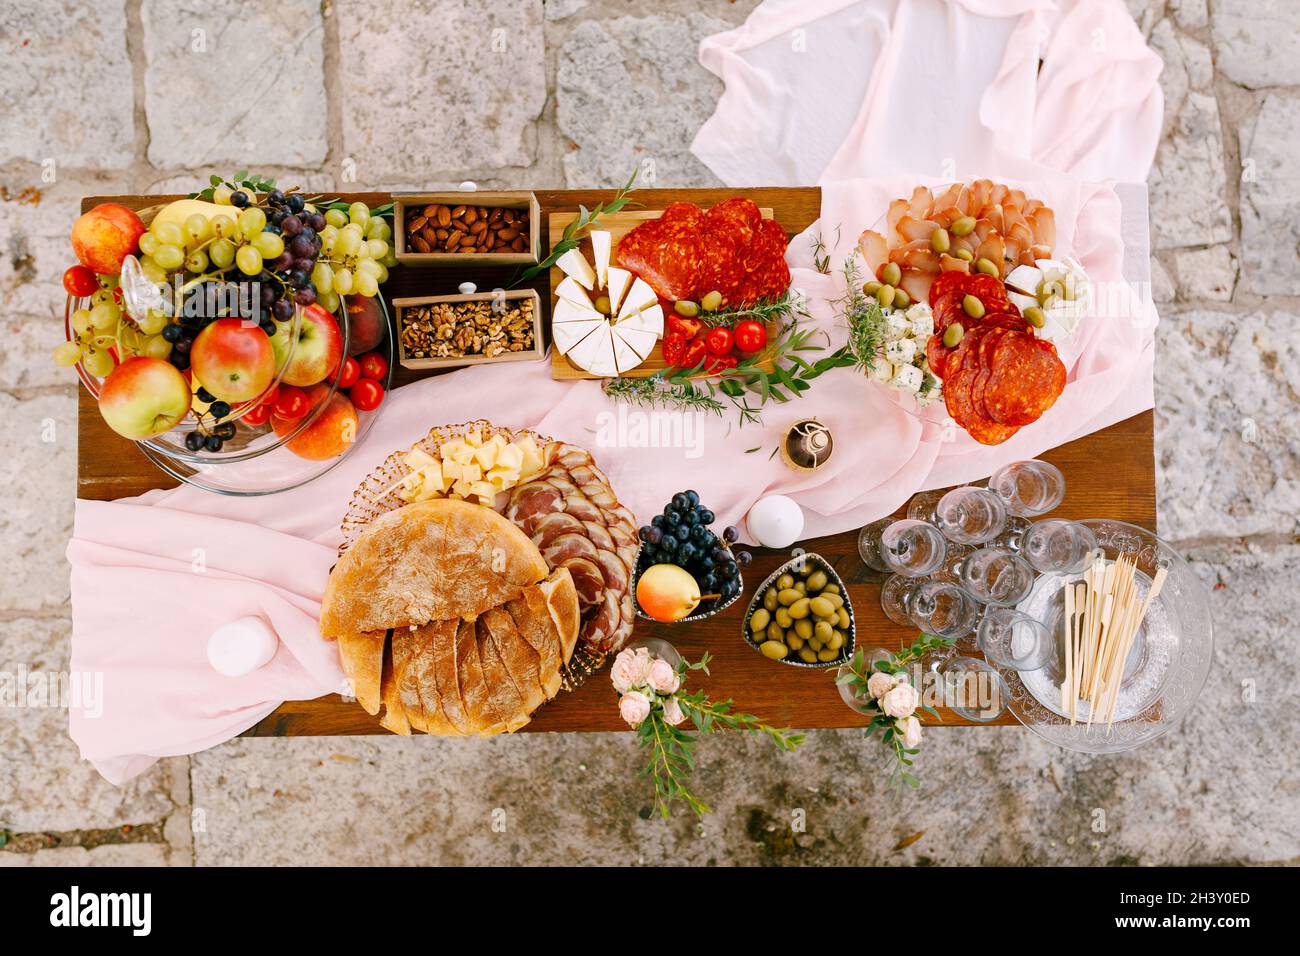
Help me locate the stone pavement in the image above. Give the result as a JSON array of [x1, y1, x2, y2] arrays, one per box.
[[1, 0, 1296, 866]]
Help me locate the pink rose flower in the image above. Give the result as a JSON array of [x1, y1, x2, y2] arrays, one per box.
[[867, 670, 899, 700], [899, 714, 922, 748], [610, 647, 652, 693], [662, 696, 686, 726], [618, 690, 651, 727], [648, 658, 680, 694], [881, 682, 919, 718]]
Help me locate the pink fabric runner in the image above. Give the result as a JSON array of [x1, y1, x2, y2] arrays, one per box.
[[68, 0, 1162, 783]]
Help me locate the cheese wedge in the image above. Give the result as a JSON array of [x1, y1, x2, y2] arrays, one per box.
[[556, 248, 595, 290], [566, 322, 616, 376], [612, 324, 658, 361], [606, 267, 633, 316], [552, 298, 604, 325], [555, 276, 595, 310], [616, 302, 663, 338], [611, 331, 646, 374], [591, 231, 611, 288], [617, 278, 658, 319], [552, 318, 603, 355]]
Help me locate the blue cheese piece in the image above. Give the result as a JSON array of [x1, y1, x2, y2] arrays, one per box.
[[906, 304, 933, 339], [867, 352, 895, 382], [891, 363, 923, 394], [885, 338, 917, 366], [884, 310, 911, 340]]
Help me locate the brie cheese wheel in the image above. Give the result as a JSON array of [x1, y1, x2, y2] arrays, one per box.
[[616, 278, 658, 319], [1005, 264, 1042, 313], [555, 276, 596, 311], [611, 331, 646, 373], [606, 267, 633, 316], [552, 298, 604, 325], [556, 248, 596, 290], [566, 322, 616, 375], [616, 303, 663, 338], [591, 230, 612, 288], [552, 318, 603, 355], [612, 324, 658, 361]]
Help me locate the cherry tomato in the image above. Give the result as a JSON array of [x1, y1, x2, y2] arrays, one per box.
[[336, 356, 360, 389], [706, 354, 738, 374], [357, 351, 388, 381], [350, 378, 385, 411], [241, 403, 271, 426], [272, 385, 311, 420], [732, 319, 767, 355], [257, 383, 280, 408], [62, 265, 99, 297], [661, 332, 687, 367], [704, 326, 733, 357], [680, 336, 708, 370], [667, 315, 703, 339]]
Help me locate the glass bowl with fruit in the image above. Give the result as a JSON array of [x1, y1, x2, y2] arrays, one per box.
[[632, 490, 750, 623], [56, 182, 397, 492]]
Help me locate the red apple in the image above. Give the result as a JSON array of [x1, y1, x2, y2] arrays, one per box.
[[191, 318, 276, 403], [271, 384, 358, 460], [97, 357, 192, 440], [343, 295, 386, 356], [272, 303, 343, 387], [71, 203, 146, 275]]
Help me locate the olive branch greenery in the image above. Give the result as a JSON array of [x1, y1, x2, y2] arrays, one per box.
[[636, 652, 805, 818], [516, 166, 640, 284], [834, 633, 955, 789], [186, 172, 394, 218]]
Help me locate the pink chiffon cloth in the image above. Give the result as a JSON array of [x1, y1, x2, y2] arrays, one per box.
[[68, 0, 1163, 783]]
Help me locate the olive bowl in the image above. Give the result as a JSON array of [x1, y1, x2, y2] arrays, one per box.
[[741, 553, 856, 669]]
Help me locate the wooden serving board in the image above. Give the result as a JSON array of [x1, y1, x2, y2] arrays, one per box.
[[72, 188, 1157, 735], [548, 207, 780, 380]]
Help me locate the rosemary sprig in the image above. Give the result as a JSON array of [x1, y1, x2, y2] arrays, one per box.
[[835, 253, 887, 374], [696, 290, 805, 328], [809, 224, 841, 275], [516, 166, 639, 284], [601, 376, 725, 415]]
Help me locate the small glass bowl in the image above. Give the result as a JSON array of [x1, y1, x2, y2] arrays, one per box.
[[629, 545, 745, 624], [741, 553, 856, 669]]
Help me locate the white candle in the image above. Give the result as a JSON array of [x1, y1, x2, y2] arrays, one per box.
[[207, 617, 279, 677]]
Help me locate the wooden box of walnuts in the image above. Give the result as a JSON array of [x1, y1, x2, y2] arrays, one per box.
[[392, 289, 545, 371], [393, 191, 540, 265]]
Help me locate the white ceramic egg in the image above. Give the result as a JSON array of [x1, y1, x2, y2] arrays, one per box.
[[207, 616, 279, 677], [747, 495, 805, 548]]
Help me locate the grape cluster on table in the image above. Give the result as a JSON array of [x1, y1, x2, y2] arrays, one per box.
[[638, 490, 752, 611]]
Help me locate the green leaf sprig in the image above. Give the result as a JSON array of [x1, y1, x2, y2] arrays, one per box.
[[835, 252, 888, 375], [517, 166, 640, 284]]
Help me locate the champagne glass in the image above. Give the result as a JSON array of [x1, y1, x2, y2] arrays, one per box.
[[990, 515, 1031, 552], [987, 460, 1066, 517], [934, 486, 1008, 544], [960, 548, 1036, 606], [940, 657, 1011, 722], [881, 576, 981, 639], [906, 490, 944, 524], [858, 518, 947, 577], [977, 607, 1054, 670], [1020, 519, 1099, 574]]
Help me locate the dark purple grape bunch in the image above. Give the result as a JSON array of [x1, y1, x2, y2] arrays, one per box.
[[264, 190, 325, 320], [638, 490, 752, 612]]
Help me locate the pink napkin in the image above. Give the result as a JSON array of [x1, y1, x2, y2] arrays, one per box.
[[68, 0, 1164, 783]]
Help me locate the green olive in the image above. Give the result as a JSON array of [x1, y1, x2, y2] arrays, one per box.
[[943, 322, 965, 348], [1024, 306, 1046, 329], [821, 583, 840, 595], [777, 588, 801, 606], [760, 640, 789, 661], [794, 619, 813, 640], [749, 608, 770, 632], [809, 638, 823, 652], [798, 647, 817, 664], [594, 295, 612, 315], [793, 580, 806, 595], [863, 280, 882, 296], [931, 227, 951, 254], [876, 284, 896, 309], [814, 620, 833, 643], [786, 634, 804, 651], [828, 631, 845, 651], [893, 288, 911, 308], [954, 248, 974, 262], [809, 596, 836, 618], [701, 290, 723, 312], [797, 562, 814, 577], [806, 570, 828, 591], [775, 607, 793, 628], [777, 574, 794, 590], [837, 608, 850, 629], [824, 592, 844, 609], [767, 622, 784, 643], [788, 597, 811, 619], [764, 589, 779, 612], [975, 257, 1000, 277], [674, 299, 699, 317], [1038, 279, 1065, 305], [951, 216, 977, 237], [962, 294, 985, 319], [817, 648, 839, 662], [881, 262, 902, 287]]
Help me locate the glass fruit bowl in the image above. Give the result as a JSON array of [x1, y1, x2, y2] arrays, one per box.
[[990, 519, 1213, 754]]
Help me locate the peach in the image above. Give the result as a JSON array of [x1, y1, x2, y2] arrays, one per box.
[[344, 294, 387, 356], [71, 203, 146, 275], [271, 384, 358, 460], [635, 564, 703, 622]]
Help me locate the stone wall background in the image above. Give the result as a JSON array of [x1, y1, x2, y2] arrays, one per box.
[[0, 0, 1295, 866]]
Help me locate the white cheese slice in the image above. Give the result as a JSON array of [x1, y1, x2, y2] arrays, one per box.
[[616, 278, 658, 320], [616, 303, 663, 338], [552, 318, 603, 355], [556, 248, 595, 290], [612, 324, 658, 361], [566, 322, 616, 376], [611, 331, 646, 373], [555, 276, 595, 311], [591, 231, 611, 289], [552, 298, 604, 325], [605, 267, 633, 316]]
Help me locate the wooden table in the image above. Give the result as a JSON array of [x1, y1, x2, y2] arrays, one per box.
[[76, 188, 1156, 733]]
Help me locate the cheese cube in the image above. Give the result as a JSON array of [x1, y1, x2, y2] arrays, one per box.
[[907, 305, 934, 339], [403, 447, 438, 470], [495, 443, 524, 471], [463, 429, 483, 448], [517, 436, 545, 477], [885, 310, 911, 340], [891, 363, 924, 394], [885, 338, 917, 365], [487, 466, 520, 489], [868, 352, 895, 382], [469, 480, 498, 501], [473, 443, 499, 470], [439, 438, 470, 463], [441, 459, 463, 480]]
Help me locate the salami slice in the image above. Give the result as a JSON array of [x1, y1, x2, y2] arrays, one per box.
[[932, 292, 966, 336], [615, 210, 705, 301], [928, 271, 969, 307], [926, 334, 951, 382], [981, 332, 1067, 426]]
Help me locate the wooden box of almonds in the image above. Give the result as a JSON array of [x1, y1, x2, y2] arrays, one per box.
[[393, 191, 540, 265], [393, 289, 545, 371]]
